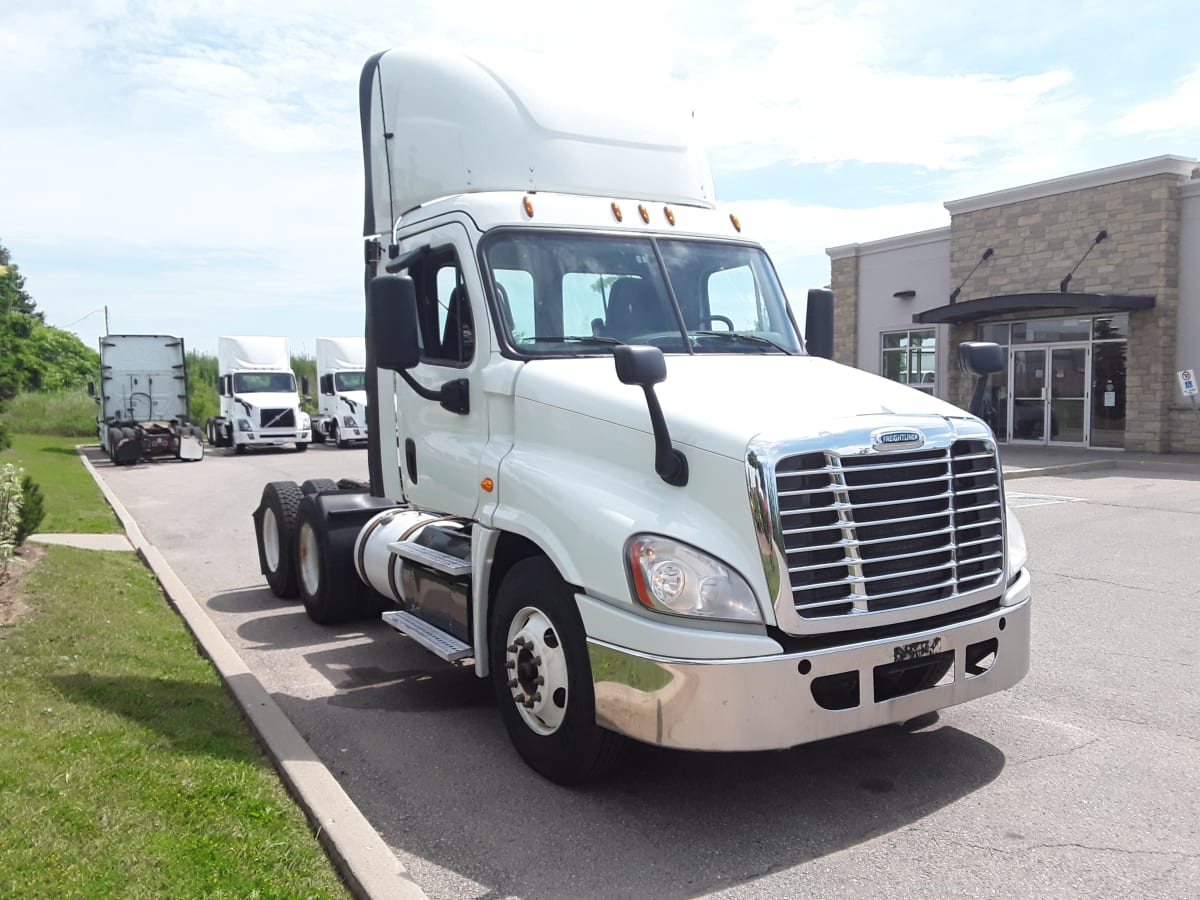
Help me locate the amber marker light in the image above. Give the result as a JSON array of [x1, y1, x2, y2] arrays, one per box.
[[638, 204, 650, 223], [480, 477, 494, 493], [523, 195, 535, 218], [611, 202, 623, 222], [664, 206, 676, 226], [730, 213, 742, 233]]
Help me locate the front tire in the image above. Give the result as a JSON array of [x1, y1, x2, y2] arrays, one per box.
[[254, 481, 303, 598], [295, 441, 309, 453], [490, 557, 627, 784]]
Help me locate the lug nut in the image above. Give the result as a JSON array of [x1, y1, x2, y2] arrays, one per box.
[[505, 660, 516, 669], [507, 643, 519, 653], [529, 692, 541, 703], [532, 655, 542, 665], [507, 679, 518, 689]]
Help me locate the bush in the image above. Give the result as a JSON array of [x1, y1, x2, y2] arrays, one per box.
[[16, 475, 44, 545], [0, 463, 23, 575], [0, 417, 9, 451], [186, 351, 219, 424], [2, 390, 98, 437]]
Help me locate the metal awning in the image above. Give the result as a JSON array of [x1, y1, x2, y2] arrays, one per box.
[[914, 292, 1155, 325]]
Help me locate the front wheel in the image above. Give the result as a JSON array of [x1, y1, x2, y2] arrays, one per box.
[[294, 441, 309, 453], [490, 557, 627, 784]]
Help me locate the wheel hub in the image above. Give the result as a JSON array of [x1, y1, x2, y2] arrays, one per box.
[[504, 607, 569, 735]]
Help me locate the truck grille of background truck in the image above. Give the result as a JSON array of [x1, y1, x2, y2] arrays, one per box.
[[776, 439, 1002, 618], [260, 408, 296, 429]]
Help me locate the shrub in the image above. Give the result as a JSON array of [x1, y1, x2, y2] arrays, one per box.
[[0, 463, 23, 577], [16, 475, 44, 545]]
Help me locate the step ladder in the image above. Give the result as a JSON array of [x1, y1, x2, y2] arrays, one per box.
[[382, 609, 473, 663], [387, 539, 472, 577]]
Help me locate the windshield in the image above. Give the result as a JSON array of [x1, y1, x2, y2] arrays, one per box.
[[334, 371, 366, 392], [233, 372, 296, 393], [483, 231, 802, 357]]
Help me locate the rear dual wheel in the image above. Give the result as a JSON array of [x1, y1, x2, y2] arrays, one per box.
[[256, 481, 303, 598]]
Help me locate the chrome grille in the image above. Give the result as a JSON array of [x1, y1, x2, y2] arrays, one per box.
[[776, 439, 1003, 618], [259, 408, 296, 429]]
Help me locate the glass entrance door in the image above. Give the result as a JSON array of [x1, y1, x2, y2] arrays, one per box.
[[1010, 349, 1048, 442], [1048, 345, 1088, 444], [1008, 346, 1090, 445]]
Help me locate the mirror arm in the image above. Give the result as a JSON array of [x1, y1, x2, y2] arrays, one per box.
[[398, 370, 470, 415], [640, 385, 688, 487]]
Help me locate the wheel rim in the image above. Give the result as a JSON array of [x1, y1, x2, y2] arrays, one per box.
[[262, 508, 281, 572], [297, 522, 321, 597], [504, 606, 569, 735]]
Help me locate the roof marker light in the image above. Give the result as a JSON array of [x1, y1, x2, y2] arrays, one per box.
[[523, 195, 535, 218], [638, 204, 650, 223], [612, 202, 623, 222], [664, 206, 676, 226], [730, 213, 742, 233]]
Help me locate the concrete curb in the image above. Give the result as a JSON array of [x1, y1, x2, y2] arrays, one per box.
[[1001, 459, 1118, 480], [76, 448, 427, 900]]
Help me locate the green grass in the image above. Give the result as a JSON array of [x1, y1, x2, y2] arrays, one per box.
[[2, 389, 98, 437], [0, 434, 120, 533], [0, 546, 350, 898]]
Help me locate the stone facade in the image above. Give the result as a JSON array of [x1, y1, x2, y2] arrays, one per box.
[[946, 172, 1187, 452], [829, 254, 859, 366]]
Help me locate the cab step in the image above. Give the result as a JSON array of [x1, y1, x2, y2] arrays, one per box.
[[382, 609, 473, 663], [386, 539, 472, 577]]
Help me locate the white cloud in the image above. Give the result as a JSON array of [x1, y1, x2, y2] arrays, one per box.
[[1115, 65, 1200, 136]]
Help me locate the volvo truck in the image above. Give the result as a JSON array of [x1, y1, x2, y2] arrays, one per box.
[[207, 336, 311, 453], [312, 336, 369, 448], [92, 333, 204, 465], [252, 48, 1030, 784]]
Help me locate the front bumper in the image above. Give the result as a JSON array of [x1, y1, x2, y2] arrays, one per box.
[[588, 569, 1031, 751], [234, 429, 311, 447]]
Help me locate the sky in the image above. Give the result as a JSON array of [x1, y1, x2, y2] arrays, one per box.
[[2, 0, 1199, 358]]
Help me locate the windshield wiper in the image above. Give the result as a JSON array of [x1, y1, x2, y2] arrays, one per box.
[[692, 331, 792, 354], [528, 335, 624, 346]]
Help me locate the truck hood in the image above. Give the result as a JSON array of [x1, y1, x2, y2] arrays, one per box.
[[512, 355, 971, 460], [233, 392, 301, 412], [338, 391, 369, 414]]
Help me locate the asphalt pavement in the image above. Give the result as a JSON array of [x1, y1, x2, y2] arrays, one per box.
[[80, 442, 1200, 899]]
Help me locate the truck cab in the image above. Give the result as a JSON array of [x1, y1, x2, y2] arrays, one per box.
[[207, 335, 311, 453], [253, 47, 1030, 784], [312, 336, 368, 448]]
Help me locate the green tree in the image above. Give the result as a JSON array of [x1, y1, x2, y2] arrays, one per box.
[[186, 351, 219, 424], [0, 241, 43, 320]]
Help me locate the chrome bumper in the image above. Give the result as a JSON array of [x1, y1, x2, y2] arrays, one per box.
[[588, 569, 1031, 752]]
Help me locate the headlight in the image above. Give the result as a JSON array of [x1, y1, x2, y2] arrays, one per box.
[[626, 535, 761, 623], [1006, 505, 1028, 587], [342, 415, 357, 428], [299, 412, 310, 428], [236, 418, 252, 432]]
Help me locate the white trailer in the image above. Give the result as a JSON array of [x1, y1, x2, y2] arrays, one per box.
[[253, 48, 1031, 784], [206, 336, 311, 453], [312, 337, 368, 448], [93, 334, 203, 465]]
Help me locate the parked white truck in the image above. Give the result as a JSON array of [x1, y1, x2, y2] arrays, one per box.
[[206, 336, 311, 453], [312, 336, 369, 448], [92, 333, 204, 465], [252, 48, 1030, 784]]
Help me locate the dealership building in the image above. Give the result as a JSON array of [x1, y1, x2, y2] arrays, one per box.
[[827, 155, 1200, 454]]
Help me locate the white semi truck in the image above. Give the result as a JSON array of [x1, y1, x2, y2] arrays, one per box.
[[312, 336, 369, 448], [252, 48, 1030, 784], [206, 336, 311, 453], [92, 333, 204, 465]]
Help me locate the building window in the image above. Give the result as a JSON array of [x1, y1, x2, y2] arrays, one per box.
[[882, 329, 936, 392]]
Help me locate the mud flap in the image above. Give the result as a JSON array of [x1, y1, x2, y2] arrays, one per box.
[[177, 434, 204, 461]]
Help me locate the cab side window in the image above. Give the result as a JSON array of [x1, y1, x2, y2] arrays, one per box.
[[410, 249, 474, 366]]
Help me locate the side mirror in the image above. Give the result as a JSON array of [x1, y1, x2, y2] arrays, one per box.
[[958, 341, 1005, 422], [614, 344, 667, 386], [87, 380, 95, 397], [301, 375, 310, 396], [368, 275, 421, 371], [958, 341, 1005, 376], [804, 289, 834, 360], [613, 345, 687, 487]]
